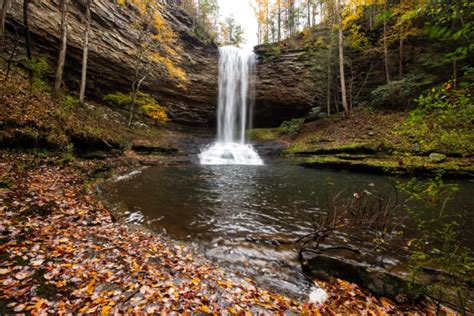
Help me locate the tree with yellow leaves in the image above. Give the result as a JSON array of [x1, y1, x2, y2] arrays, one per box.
[[251, 0, 270, 44], [117, 0, 186, 126]]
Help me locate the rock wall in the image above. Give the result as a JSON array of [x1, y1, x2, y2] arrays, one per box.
[[4, 0, 218, 126], [254, 33, 330, 127], [253, 29, 379, 127]]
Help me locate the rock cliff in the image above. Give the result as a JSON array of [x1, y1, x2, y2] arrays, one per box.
[[4, 0, 218, 126], [254, 43, 321, 126], [4, 2, 375, 128], [253, 29, 378, 127]]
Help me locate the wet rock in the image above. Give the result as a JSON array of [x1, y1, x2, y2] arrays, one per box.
[[251, 141, 285, 157], [309, 288, 328, 305], [429, 153, 447, 163], [132, 144, 179, 155], [302, 254, 423, 303], [254, 44, 321, 126]]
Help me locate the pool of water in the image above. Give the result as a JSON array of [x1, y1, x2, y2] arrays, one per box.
[[103, 163, 473, 298]]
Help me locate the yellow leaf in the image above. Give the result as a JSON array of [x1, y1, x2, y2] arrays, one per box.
[[55, 280, 67, 288], [228, 306, 237, 314], [218, 281, 231, 288], [200, 305, 211, 313], [86, 278, 96, 295], [192, 277, 201, 286], [79, 305, 90, 313], [101, 305, 112, 316], [380, 297, 395, 308]]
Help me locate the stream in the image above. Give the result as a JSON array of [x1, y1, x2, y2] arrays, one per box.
[[103, 163, 474, 300]]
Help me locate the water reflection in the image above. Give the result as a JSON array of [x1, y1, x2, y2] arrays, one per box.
[[104, 164, 473, 299], [199, 166, 260, 235]]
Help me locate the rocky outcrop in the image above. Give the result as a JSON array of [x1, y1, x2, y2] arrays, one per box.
[[4, 0, 218, 126], [254, 34, 330, 127], [253, 29, 379, 127]]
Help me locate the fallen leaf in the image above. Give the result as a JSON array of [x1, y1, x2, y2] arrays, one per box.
[[0, 268, 12, 275], [31, 259, 44, 266], [14, 270, 33, 280]]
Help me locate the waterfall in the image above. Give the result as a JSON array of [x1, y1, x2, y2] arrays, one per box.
[[199, 46, 263, 165]]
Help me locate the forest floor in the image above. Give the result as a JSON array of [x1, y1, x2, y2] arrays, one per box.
[[0, 71, 454, 313], [249, 108, 474, 178], [0, 151, 449, 314]]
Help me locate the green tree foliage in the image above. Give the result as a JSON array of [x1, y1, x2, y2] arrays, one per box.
[[104, 92, 169, 124], [220, 16, 245, 47], [400, 81, 474, 155], [398, 175, 473, 307], [23, 56, 49, 97], [279, 118, 305, 135], [195, 0, 220, 42]]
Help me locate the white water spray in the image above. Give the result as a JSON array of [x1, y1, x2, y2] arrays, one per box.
[[199, 47, 263, 165]]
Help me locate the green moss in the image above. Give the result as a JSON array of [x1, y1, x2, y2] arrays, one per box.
[[298, 154, 474, 177], [247, 128, 280, 141]]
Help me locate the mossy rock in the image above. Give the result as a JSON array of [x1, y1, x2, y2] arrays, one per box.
[[428, 153, 447, 163]]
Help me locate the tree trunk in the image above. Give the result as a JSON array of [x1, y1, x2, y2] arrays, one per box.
[[369, 5, 373, 30], [4, 25, 19, 80], [383, 5, 391, 84], [453, 59, 457, 89], [307, 0, 311, 28], [265, 1, 269, 43], [128, 75, 147, 127], [277, 1, 281, 42], [23, 0, 32, 84], [79, 0, 91, 105], [337, 0, 349, 117], [0, 0, 12, 47], [320, 2, 323, 23], [326, 13, 335, 116], [399, 25, 404, 79], [53, 0, 70, 99]]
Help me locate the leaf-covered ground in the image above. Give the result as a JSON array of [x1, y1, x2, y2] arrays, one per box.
[[0, 151, 455, 314]]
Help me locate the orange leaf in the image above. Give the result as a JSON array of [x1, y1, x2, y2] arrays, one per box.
[[200, 305, 211, 313], [86, 278, 96, 295]]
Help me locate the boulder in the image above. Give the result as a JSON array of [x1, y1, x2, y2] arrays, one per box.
[[302, 254, 423, 303]]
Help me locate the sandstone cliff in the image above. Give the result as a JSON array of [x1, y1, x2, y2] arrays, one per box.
[[254, 29, 380, 127], [254, 40, 326, 126], [4, 0, 218, 126]]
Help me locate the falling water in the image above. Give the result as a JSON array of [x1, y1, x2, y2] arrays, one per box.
[[199, 47, 263, 165]]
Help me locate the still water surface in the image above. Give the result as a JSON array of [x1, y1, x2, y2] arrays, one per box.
[[104, 164, 473, 298]]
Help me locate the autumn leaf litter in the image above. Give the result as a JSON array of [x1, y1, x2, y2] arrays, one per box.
[[0, 152, 450, 314]]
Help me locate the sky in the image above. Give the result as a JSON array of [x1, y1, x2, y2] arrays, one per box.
[[217, 0, 258, 48]]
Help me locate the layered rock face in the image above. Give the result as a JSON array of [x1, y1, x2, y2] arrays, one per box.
[[254, 38, 329, 127], [4, 0, 218, 126], [253, 30, 376, 127]]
